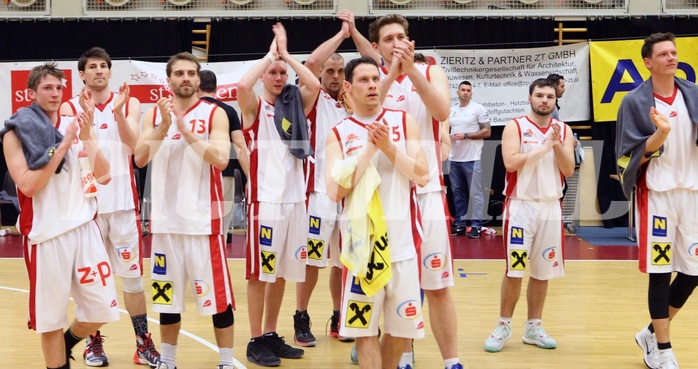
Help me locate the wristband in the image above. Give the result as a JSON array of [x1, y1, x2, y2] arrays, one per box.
[[265, 52, 276, 64]]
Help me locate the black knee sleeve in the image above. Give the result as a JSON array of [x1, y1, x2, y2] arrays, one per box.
[[160, 313, 181, 326], [648, 273, 671, 319], [668, 272, 698, 309], [212, 304, 234, 329]]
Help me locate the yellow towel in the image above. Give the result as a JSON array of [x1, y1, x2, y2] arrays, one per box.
[[331, 157, 391, 297]]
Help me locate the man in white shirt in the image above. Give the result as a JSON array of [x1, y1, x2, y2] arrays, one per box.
[[448, 81, 491, 238]]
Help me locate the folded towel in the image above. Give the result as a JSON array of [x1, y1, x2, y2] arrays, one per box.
[[0, 102, 65, 173], [274, 84, 313, 159], [333, 157, 391, 297]]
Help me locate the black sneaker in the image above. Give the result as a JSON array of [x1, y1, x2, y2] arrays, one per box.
[[450, 224, 466, 236], [328, 310, 354, 342], [293, 310, 316, 347], [246, 338, 281, 367], [263, 332, 304, 359], [467, 227, 481, 239]]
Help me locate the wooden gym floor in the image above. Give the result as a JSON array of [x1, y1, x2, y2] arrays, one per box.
[[0, 233, 695, 369]]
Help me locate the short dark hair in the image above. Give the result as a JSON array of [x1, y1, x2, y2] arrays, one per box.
[[641, 32, 676, 59], [529, 78, 556, 95], [368, 14, 409, 43], [77, 47, 112, 72], [28, 62, 64, 91], [546, 73, 564, 87], [166, 52, 200, 77], [345, 56, 379, 83], [414, 53, 426, 64], [199, 70, 217, 93], [459, 81, 472, 88]]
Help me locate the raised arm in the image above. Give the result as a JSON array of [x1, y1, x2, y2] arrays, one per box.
[[337, 9, 381, 64], [112, 83, 141, 153], [134, 98, 173, 168], [325, 130, 379, 203], [238, 38, 278, 129], [3, 121, 76, 197], [501, 119, 554, 173], [272, 22, 321, 113], [77, 108, 111, 184], [368, 115, 429, 186], [175, 107, 231, 171], [304, 22, 350, 79]]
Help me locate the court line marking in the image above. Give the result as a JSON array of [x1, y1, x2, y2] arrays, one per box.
[[0, 285, 247, 369]]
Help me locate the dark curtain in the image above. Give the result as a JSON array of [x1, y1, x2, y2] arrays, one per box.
[[209, 16, 555, 62], [0, 18, 193, 62]]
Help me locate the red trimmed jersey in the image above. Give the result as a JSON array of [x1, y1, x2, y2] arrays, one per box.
[[148, 100, 225, 235], [307, 89, 348, 194]]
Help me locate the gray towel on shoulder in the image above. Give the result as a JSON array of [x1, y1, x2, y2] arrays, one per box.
[[274, 83, 313, 159], [0, 102, 65, 173]]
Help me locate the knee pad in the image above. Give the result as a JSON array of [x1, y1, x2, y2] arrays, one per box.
[[212, 305, 234, 329], [122, 277, 144, 293], [648, 273, 671, 319], [160, 313, 181, 326], [668, 272, 698, 309]]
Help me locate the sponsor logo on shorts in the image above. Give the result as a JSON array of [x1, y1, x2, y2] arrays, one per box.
[[118, 246, 136, 262], [307, 238, 324, 260], [542, 246, 557, 261], [652, 216, 667, 237], [153, 253, 167, 275], [152, 280, 173, 305], [396, 300, 421, 320], [309, 216, 321, 235], [346, 300, 372, 328], [509, 249, 527, 270], [194, 280, 210, 297], [688, 243, 698, 258], [295, 245, 308, 262], [260, 250, 277, 274], [100, 123, 108, 129], [111, 299, 118, 308], [350, 276, 365, 295], [422, 252, 446, 271], [651, 242, 672, 265], [203, 300, 212, 307], [129, 264, 138, 271], [510, 226, 524, 245], [417, 321, 425, 329], [260, 225, 273, 246], [442, 271, 450, 278]]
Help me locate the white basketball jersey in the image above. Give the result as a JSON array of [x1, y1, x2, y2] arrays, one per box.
[[646, 89, 698, 191], [307, 90, 348, 194], [332, 108, 421, 262], [504, 116, 567, 201], [66, 93, 138, 214], [244, 98, 305, 203], [18, 116, 98, 245], [381, 64, 443, 194], [148, 100, 225, 235]]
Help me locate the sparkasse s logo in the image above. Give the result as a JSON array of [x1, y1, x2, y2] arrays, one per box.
[[12, 69, 73, 113]]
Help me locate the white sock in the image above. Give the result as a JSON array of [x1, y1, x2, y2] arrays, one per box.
[[500, 317, 512, 325], [398, 352, 413, 368], [160, 343, 177, 367], [444, 358, 460, 369], [218, 347, 234, 366], [526, 318, 542, 329]]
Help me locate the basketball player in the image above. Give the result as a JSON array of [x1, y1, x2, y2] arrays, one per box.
[[339, 11, 460, 369], [484, 78, 574, 353], [134, 52, 235, 369], [325, 55, 428, 369], [1, 62, 119, 369], [617, 32, 698, 369], [293, 21, 353, 346], [237, 23, 320, 367], [60, 47, 160, 368]]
